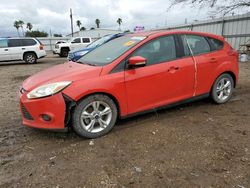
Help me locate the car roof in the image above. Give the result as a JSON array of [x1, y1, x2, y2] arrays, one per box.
[[129, 30, 224, 40]]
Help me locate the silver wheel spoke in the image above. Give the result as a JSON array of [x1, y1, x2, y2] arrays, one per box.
[[100, 107, 111, 116], [223, 81, 231, 89], [81, 111, 92, 119], [86, 120, 95, 132], [92, 101, 100, 112], [98, 118, 107, 128]]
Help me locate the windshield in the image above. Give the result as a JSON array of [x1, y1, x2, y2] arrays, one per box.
[[78, 36, 146, 66], [87, 35, 113, 48]]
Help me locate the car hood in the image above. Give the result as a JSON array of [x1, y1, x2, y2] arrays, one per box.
[[23, 61, 102, 91]]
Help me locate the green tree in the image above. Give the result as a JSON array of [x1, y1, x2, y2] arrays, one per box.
[[54, 34, 62, 37], [80, 27, 86, 31], [25, 30, 48, 37], [117, 18, 122, 29], [76, 20, 81, 31], [13, 20, 20, 37], [18, 20, 25, 37], [26, 22, 33, 31], [95, 19, 100, 28]]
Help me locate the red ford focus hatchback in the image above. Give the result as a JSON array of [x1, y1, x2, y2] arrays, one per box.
[[20, 30, 239, 138]]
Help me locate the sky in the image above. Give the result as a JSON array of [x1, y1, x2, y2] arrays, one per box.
[[0, 0, 231, 37]]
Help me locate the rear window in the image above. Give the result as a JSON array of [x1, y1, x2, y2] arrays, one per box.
[[20, 39, 37, 46], [208, 37, 224, 51], [82, 38, 90, 43]]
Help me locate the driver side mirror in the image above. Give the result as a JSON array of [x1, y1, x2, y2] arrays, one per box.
[[128, 56, 146, 67]]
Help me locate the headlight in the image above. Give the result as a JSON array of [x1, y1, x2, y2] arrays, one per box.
[[75, 51, 88, 57], [27, 81, 71, 99]]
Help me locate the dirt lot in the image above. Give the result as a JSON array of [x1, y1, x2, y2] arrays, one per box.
[[0, 54, 249, 187]]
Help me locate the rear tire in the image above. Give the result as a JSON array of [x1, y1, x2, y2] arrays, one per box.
[[60, 48, 69, 57], [24, 52, 37, 64], [211, 73, 234, 104], [72, 94, 118, 138]]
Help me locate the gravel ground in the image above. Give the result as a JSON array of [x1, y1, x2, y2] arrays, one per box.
[[0, 55, 249, 187]]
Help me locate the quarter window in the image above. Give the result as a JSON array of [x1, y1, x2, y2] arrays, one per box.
[[208, 37, 224, 51], [182, 35, 210, 55], [132, 35, 176, 66], [20, 39, 37, 46]]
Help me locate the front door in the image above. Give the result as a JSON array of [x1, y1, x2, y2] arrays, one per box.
[[125, 35, 195, 114]]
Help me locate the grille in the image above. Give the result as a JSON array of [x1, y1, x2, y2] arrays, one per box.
[[21, 104, 34, 120]]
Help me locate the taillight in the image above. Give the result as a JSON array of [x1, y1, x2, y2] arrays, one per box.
[[39, 45, 44, 50]]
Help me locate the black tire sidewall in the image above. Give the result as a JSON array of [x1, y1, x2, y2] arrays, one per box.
[[24, 53, 37, 64], [61, 49, 69, 57], [72, 94, 118, 138], [211, 73, 234, 104]]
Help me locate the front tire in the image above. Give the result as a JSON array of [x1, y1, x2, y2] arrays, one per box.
[[24, 52, 37, 64], [60, 48, 69, 57], [211, 73, 234, 104], [72, 94, 118, 138]]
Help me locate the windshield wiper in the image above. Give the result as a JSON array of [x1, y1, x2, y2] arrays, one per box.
[[76, 61, 97, 66]]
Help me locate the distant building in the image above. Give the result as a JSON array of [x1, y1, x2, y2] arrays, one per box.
[[66, 28, 122, 39]]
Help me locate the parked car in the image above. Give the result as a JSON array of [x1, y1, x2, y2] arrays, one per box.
[[53, 37, 92, 57], [68, 33, 125, 62], [0, 38, 46, 63], [20, 30, 239, 138]]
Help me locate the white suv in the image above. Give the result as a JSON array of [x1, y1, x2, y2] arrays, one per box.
[[0, 38, 46, 64], [53, 37, 92, 57]]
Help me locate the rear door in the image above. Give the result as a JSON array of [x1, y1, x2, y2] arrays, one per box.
[[0, 39, 11, 61], [125, 35, 195, 114], [181, 34, 217, 96]]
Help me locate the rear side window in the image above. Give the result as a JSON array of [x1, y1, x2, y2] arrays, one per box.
[[0, 39, 8, 48], [72, 38, 81, 43], [82, 38, 90, 43], [8, 39, 22, 47], [181, 35, 210, 56], [20, 39, 37, 46], [208, 37, 224, 51]]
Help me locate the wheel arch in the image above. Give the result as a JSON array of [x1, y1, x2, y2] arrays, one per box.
[[75, 92, 122, 118], [23, 51, 38, 60]]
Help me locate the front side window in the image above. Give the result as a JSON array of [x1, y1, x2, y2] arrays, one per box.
[[182, 35, 210, 55], [0, 39, 8, 48], [72, 38, 81, 43], [132, 35, 176, 66], [78, 36, 146, 66]]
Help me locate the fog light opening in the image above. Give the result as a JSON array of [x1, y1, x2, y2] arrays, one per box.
[[41, 114, 52, 122]]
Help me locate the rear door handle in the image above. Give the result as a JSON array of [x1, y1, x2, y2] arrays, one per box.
[[4, 49, 8, 51], [21, 48, 25, 50]]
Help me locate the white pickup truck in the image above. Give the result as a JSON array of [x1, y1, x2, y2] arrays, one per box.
[[53, 37, 92, 57]]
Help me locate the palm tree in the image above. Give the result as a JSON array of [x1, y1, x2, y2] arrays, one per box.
[[95, 19, 100, 28], [80, 27, 86, 31], [13, 20, 20, 37], [117, 18, 122, 29], [26, 22, 33, 31], [76, 20, 81, 31], [18, 20, 25, 37]]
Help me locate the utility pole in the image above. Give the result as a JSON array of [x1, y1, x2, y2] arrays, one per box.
[[70, 8, 74, 37]]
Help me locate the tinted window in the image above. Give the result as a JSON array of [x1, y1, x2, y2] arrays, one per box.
[[82, 38, 90, 43], [208, 37, 224, 51], [72, 38, 81, 43], [132, 35, 176, 66], [8, 39, 21, 47], [20, 39, 37, 46], [0, 39, 8, 48], [182, 35, 210, 55]]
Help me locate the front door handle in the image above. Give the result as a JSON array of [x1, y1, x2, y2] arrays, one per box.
[[4, 49, 8, 51], [21, 48, 25, 50], [168, 66, 180, 73], [210, 58, 217, 63]]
